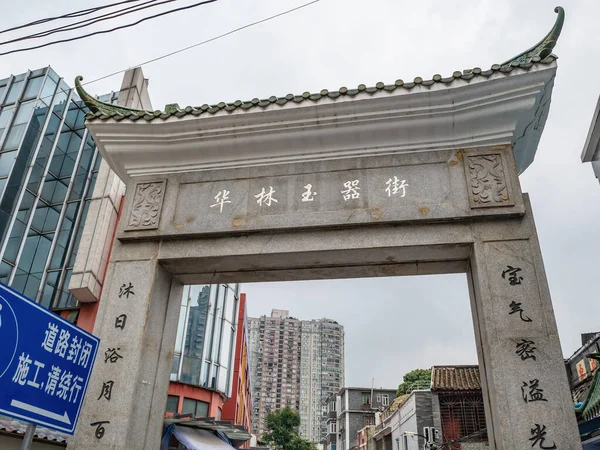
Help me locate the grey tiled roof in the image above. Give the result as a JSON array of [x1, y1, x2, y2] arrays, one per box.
[[431, 365, 481, 391]]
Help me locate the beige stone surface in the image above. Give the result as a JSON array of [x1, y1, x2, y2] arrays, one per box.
[[73, 146, 580, 449]]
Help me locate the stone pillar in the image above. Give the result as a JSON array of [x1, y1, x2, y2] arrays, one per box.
[[69, 67, 152, 304], [468, 202, 581, 450], [70, 241, 183, 449]]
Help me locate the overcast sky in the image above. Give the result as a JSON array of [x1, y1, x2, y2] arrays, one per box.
[[2, 0, 600, 389]]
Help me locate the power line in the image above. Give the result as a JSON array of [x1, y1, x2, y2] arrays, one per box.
[[0, 0, 146, 35], [0, 0, 218, 57], [0, 0, 167, 47], [0, 0, 163, 46], [14, 0, 322, 107], [84, 0, 321, 86]]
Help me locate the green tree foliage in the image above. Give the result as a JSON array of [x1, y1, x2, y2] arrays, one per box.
[[261, 406, 317, 450], [396, 368, 432, 396]]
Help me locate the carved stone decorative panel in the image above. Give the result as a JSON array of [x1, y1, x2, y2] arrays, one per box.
[[465, 152, 514, 208], [125, 181, 166, 231]]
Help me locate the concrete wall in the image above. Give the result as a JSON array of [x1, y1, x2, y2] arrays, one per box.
[[396, 397, 418, 450], [348, 413, 368, 449], [414, 391, 434, 447]]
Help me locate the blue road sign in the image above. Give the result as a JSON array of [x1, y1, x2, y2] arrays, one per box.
[[0, 282, 99, 434]]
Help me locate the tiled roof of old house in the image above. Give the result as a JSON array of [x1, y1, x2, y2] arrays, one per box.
[[0, 415, 68, 445], [431, 365, 481, 391]]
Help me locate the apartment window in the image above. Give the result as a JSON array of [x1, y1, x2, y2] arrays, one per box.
[[364, 415, 375, 426], [330, 401, 336, 411], [382, 394, 389, 406], [166, 395, 179, 414], [182, 398, 209, 417], [362, 393, 371, 405], [330, 423, 337, 434], [376, 394, 381, 403]]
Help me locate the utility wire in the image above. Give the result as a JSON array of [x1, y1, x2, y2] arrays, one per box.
[[84, 0, 321, 86], [0, 0, 146, 35], [21, 0, 321, 107], [0, 0, 218, 57], [0, 0, 167, 46]]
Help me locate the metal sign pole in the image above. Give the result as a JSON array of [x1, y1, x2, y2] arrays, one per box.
[[20, 423, 36, 450]]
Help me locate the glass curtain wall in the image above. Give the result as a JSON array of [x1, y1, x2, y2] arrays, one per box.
[[0, 67, 116, 310], [171, 283, 240, 398]]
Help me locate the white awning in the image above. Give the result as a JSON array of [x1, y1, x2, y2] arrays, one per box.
[[172, 427, 236, 450]]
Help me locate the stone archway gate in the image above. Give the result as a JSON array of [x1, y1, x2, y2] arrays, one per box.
[[70, 8, 581, 450]]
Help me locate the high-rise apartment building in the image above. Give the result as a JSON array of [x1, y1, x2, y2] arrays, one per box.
[[300, 318, 345, 442], [249, 310, 344, 443]]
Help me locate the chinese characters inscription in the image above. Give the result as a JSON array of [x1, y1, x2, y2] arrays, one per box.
[[98, 380, 114, 401], [104, 348, 123, 364], [385, 176, 408, 197], [521, 379, 547, 403], [341, 180, 360, 201], [255, 186, 278, 207], [302, 184, 317, 202], [529, 424, 556, 449], [509, 301, 532, 322], [502, 266, 523, 285], [118, 283, 135, 299], [516, 339, 537, 361], [115, 314, 127, 330], [210, 190, 231, 213], [90, 421, 110, 439]]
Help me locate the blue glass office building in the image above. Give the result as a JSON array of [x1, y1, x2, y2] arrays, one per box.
[[0, 67, 115, 309]]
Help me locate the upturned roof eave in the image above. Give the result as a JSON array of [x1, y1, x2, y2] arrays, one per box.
[[84, 63, 556, 182], [75, 6, 565, 124], [79, 57, 557, 125]]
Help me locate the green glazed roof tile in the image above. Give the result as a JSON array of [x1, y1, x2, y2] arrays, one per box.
[[575, 356, 600, 422], [79, 7, 564, 123]]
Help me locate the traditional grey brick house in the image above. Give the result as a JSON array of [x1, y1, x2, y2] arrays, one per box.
[[373, 391, 434, 450], [336, 387, 396, 450]]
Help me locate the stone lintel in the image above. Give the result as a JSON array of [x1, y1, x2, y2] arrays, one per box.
[[117, 146, 524, 242]]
